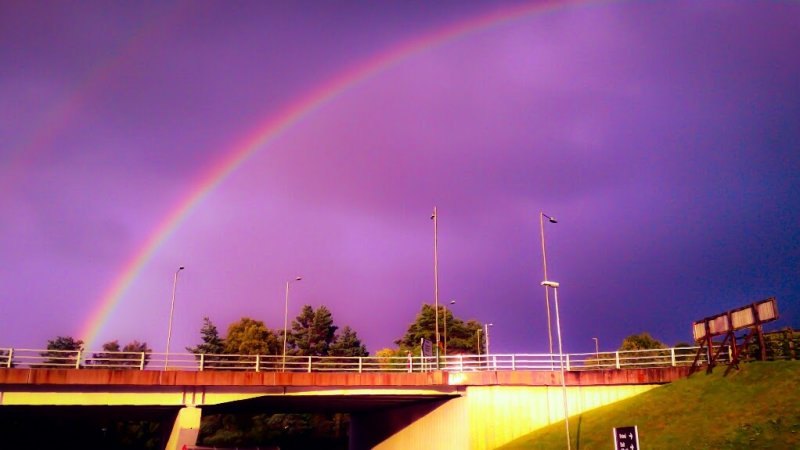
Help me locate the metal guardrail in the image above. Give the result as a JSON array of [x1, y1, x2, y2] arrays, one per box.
[[0, 346, 723, 373]]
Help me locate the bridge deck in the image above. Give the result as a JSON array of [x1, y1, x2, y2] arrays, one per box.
[[0, 366, 690, 387]]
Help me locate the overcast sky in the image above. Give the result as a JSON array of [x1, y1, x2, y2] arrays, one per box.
[[2, 0, 798, 357]]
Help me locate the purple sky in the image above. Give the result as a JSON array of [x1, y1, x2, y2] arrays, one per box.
[[2, 0, 799, 356]]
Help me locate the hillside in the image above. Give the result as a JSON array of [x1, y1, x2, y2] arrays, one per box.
[[499, 361, 800, 449]]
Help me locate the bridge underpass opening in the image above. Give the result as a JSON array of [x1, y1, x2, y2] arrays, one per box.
[[198, 391, 462, 450], [0, 405, 180, 450]]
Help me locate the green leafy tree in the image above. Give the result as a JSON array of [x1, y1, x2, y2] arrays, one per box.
[[745, 329, 800, 361], [329, 326, 368, 357], [289, 305, 338, 356], [375, 347, 404, 370], [187, 317, 225, 368], [38, 336, 83, 368], [225, 317, 279, 355], [395, 304, 484, 355], [90, 340, 151, 368], [221, 317, 280, 370], [618, 332, 669, 367], [327, 325, 369, 370], [198, 412, 348, 450], [620, 332, 667, 351]]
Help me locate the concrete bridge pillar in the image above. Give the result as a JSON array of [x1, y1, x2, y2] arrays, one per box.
[[350, 384, 658, 449], [350, 396, 469, 450], [164, 406, 201, 450]]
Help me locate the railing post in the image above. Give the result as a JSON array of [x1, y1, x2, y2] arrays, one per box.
[[566, 354, 570, 371], [256, 354, 260, 372], [615, 351, 621, 369], [139, 352, 145, 370], [511, 354, 516, 371], [199, 353, 205, 371], [358, 357, 363, 373], [671, 348, 676, 367], [75, 350, 82, 369], [459, 354, 464, 372], [7, 348, 13, 368], [307, 356, 312, 373]]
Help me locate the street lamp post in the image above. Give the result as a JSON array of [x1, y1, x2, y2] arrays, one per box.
[[541, 280, 570, 450], [485, 322, 494, 370], [282, 276, 302, 372], [431, 207, 440, 367], [165, 266, 184, 370], [444, 300, 455, 356], [539, 212, 557, 359], [484, 323, 494, 355]]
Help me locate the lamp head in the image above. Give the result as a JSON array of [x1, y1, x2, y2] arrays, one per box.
[[548, 216, 557, 224], [541, 280, 559, 288], [450, 300, 456, 305], [178, 266, 185, 271], [295, 276, 303, 281]]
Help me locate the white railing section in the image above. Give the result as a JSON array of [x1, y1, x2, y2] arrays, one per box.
[[0, 346, 724, 373]]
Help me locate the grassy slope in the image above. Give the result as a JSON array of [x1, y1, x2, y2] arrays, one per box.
[[499, 361, 800, 450]]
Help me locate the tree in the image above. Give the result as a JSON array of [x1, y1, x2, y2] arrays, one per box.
[[222, 317, 280, 370], [187, 317, 225, 368], [618, 332, 668, 367], [395, 304, 484, 355], [90, 340, 151, 368], [289, 305, 338, 356], [327, 325, 368, 370], [619, 332, 667, 351], [329, 326, 368, 357], [38, 336, 83, 368], [375, 347, 405, 371]]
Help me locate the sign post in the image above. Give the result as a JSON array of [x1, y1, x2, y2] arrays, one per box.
[[613, 425, 640, 450], [420, 338, 433, 371]]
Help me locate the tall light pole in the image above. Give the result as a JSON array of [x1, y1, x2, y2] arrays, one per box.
[[444, 300, 455, 356], [282, 276, 302, 372], [542, 280, 570, 450], [540, 212, 557, 358], [484, 323, 494, 355], [165, 266, 184, 370], [431, 207, 440, 367]]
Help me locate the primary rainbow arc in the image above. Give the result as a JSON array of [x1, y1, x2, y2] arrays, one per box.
[[80, 0, 595, 349]]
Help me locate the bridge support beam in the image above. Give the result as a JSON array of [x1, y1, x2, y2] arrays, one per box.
[[164, 406, 201, 450]]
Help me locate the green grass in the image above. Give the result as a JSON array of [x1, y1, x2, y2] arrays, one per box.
[[499, 361, 800, 450]]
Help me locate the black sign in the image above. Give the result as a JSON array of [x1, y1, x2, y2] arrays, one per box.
[[613, 426, 639, 450]]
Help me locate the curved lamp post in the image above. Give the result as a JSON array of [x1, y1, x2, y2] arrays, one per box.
[[282, 276, 302, 371]]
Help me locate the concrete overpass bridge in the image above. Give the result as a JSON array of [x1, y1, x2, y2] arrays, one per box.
[[0, 347, 710, 449]]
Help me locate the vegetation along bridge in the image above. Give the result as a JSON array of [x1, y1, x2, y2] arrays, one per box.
[[0, 346, 717, 450]]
